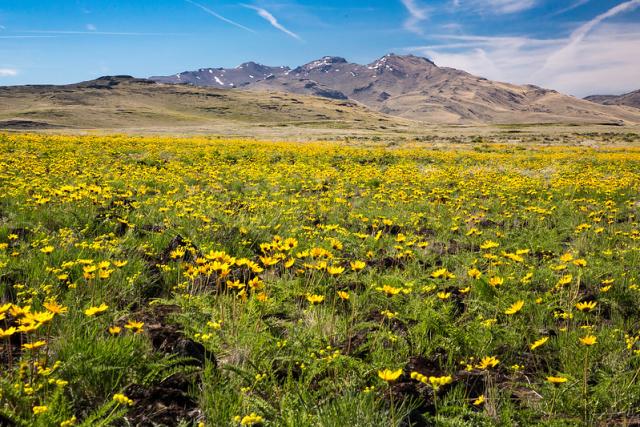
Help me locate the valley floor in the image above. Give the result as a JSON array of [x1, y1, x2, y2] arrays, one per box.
[[1, 133, 640, 426]]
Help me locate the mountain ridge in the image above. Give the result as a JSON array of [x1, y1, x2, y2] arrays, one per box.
[[585, 90, 640, 109], [151, 54, 640, 125], [0, 74, 413, 135]]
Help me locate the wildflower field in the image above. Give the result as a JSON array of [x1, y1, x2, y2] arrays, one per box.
[[1, 133, 640, 426]]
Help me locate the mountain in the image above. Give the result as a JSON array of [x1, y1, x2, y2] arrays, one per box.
[[151, 62, 291, 88], [151, 54, 640, 125], [585, 90, 640, 109], [0, 75, 409, 135]]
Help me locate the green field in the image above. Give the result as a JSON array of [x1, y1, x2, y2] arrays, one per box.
[[1, 133, 640, 426]]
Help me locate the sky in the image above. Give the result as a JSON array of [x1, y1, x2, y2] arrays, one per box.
[[0, 0, 638, 97]]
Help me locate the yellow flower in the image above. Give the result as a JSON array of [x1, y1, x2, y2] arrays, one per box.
[[473, 395, 485, 406], [350, 260, 366, 271], [10, 304, 30, 318], [504, 300, 524, 315], [476, 356, 500, 370], [489, 276, 504, 287], [559, 253, 574, 263], [378, 284, 402, 296], [238, 413, 264, 426], [380, 310, 397, 319], [23, 340, 47, 350], [109, 326, 122, 335], [556, 275, 573, 287], [502, 252, 524, 263], [32, 405, 48, 415], [60, 415, 78, 427], [0, 327, 17, 339], [429, 375, 453, 388], [575, 301, 597, 312], [467, 268, 482, 279], [547, 376, 568, 384], [0, 303, 11, 314], [40, 246, 54, 254], [480, 240, 500, 250], [43, 301, 68, 315], [326, 265, 345, 276], [84, 303, 109, 316], [124, 320, 144, 333], [411, 372, 427, 384], [337, 291, 350, 300], [60, 416, 77, 427], [431, 268, 455, 279], [378, 368, 403, 382], [306, 294, 325, 304], [113, 393, 134, 406], [530, 337, 549, 351], [204, 321, 221, 332], [579, 335, 597, 346], [437, 291, 451, 300]]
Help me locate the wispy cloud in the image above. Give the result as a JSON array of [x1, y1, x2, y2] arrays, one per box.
[[406, 0, 640, 96], [400, 0, 429, 35], [0, 68, 18, 77], [242, 4, 302, 41], [456, 0, 537, 14], [550, 0, 590, 17], [86, 24, 97, 31], [542, 0, 640, 71], [184, 0, 255, 33]]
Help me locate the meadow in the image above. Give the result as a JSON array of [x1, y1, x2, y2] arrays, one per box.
[[1, 133, 640, 426]]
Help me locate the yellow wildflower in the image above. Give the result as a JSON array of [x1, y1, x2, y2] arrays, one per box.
[[504, 300, 524, 315], [579, 335, 597, 346], [378, 368, 403, 382], [530, 337, 549, 351], [84, 303, 109, 316]]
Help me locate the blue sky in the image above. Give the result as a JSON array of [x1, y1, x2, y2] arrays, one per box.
[[0, 0, 638, 96]]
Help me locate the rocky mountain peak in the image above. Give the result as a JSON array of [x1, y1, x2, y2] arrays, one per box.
[[148, 53, 640, 124]]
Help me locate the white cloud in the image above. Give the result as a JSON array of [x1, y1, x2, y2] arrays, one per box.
[[86, 24, 97, 31], [410, 24, 640, 97], [541, 0, 640, 72], [550, 0, 590, 17], [184, 0, 255, 33], [400, 0, 429, 35], [407, 1, 640, 97], [0, 68, 18, 77], [456, 0, 537, 14], [0, 25, 6, 30], [242, 5, 302, 41]]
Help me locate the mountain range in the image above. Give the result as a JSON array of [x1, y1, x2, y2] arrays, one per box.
[[584, 89, 640, 109], [151, 54, 640, 125]]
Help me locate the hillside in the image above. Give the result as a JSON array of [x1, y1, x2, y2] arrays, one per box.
[[585, 90, 640, 109], [0, 76, 409, 134]]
